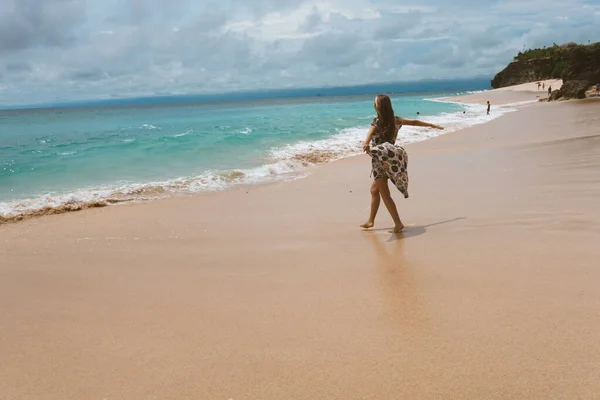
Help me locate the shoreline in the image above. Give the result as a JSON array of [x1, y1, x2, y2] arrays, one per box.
[[1, 86, 536, 226]]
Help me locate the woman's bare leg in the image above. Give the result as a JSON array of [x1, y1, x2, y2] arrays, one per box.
[[360, 180, 380, 229], [375, 178, 404, 233]]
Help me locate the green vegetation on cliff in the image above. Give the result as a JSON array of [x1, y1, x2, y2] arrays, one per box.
[[514, 42, 600, 61], [511, 42, 600, 79], [492, 41, 600, 99]]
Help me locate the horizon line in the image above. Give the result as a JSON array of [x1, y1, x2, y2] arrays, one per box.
[[0, 76, 492, 111]]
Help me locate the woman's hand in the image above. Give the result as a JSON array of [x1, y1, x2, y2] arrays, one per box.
[[424, 122, 444, 130], [363, 142, 371, 154], [363, 126, 376, 154]]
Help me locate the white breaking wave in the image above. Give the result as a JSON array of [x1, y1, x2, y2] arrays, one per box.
[[270, 101, 517, 164], [172, 129, 193, 137], [0, 161, 309, 221]]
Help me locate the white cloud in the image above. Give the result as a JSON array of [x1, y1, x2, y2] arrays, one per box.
[[0, 0, 598, 106]]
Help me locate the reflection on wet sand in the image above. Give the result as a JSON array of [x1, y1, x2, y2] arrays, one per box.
[[365, 231, 429, 336]]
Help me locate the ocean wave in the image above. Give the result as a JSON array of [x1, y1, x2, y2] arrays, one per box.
[[441, 90, 488, 96], [0, 161, 305, 224], [37, 138, 54, 145], [0, 105, 516, 224], [172, 129, 193, 138], [270, 103, 517, 166], [270, 126, 366, 165]]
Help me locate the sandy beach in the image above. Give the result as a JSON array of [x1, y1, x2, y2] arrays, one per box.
[[438, 79, 564, 105], [2, 86, 600, 399]]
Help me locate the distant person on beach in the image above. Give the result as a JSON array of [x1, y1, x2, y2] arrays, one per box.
[[537, 82, 541, 90], [360, 94, 443, 233], [542, 83, 545, 90], [548, 86, 552, 97], [487, 101, 491, 115], [596, 83, 600, 95]]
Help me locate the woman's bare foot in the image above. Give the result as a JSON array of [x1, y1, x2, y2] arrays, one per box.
[[389, 223, 404, 233], [360, 221, 375, 229]]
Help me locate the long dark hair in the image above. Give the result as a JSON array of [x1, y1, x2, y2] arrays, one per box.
[[374, 94, 396, 143]]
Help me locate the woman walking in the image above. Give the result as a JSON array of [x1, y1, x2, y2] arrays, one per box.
[[360, 94, 443, 233]]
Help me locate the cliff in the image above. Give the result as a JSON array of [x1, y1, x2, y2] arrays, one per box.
[[558, 43, 600, 99], [491, 42, 600, 99], [491, 57, 559, 88]]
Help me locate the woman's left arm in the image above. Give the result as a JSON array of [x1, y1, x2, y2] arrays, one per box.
[[402, 119, 444, 130]]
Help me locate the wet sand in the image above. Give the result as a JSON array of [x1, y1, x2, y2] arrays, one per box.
[[1, 95, 600, 399]]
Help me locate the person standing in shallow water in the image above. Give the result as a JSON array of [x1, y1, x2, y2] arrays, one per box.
[[360, 94, 443, 233], [487, 101, 491, 115]]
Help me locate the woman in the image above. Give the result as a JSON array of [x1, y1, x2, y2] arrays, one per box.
[[360, 94, 443, 233]]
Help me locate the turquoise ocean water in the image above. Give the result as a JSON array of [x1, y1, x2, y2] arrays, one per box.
[[1, 84, 499, 220]]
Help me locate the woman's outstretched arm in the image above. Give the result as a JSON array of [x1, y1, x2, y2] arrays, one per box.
[[402, 119, 444, 130]]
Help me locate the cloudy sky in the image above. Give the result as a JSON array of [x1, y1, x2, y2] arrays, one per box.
[[1, 0, 599, 106]]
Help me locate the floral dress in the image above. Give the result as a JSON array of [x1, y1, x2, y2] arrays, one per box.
[[369, 116, 409, 199]]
